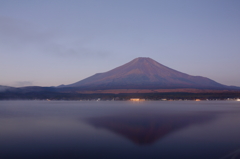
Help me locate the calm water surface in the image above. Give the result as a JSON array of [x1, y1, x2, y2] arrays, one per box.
[[0, 100, 240, 159]]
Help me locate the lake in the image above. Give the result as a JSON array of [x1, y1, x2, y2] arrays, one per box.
[[0, 100, 240, 159]]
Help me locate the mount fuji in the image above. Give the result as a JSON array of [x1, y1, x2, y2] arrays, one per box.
[[62, 57, 229, 90]]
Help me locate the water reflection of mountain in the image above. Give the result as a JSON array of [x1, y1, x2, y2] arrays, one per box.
[[84, 112, 217, 145]]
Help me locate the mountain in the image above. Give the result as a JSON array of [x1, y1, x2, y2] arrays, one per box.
[[0, 85, 56, 93], [1, 57, 239, 99], [0, 85, 13, 92], [63, 57, 229, 90]]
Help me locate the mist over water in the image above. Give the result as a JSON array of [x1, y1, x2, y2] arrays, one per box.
[[0, 100, 240, 159]]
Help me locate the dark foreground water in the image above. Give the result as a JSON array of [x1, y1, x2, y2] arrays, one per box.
[[0, 100, 240, 159]]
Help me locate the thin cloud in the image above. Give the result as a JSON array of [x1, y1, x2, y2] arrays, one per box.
[[13, 81, 34, 87], [0, 16, 109, 58]]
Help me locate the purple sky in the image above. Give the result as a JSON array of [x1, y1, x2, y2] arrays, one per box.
[[1, 0, 240, 87]]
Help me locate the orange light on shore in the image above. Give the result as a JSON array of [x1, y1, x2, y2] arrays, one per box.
[[130, 98, 145, 101]]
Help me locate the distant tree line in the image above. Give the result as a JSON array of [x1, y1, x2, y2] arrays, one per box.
[[0, 91, 240, 100]]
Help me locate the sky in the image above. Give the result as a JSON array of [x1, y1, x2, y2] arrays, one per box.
[[0, 0, 240, 87]]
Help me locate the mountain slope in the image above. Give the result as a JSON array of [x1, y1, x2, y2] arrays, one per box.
[[64, 57, 226, 89]]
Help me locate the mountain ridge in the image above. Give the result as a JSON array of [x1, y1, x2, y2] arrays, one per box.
[[64, 57, 226, 90]]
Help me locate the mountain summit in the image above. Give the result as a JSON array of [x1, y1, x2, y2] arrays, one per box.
[[65, 57, 226, 90]]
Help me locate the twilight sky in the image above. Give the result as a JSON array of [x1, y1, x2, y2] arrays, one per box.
[[1, 0, 240, 87]]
